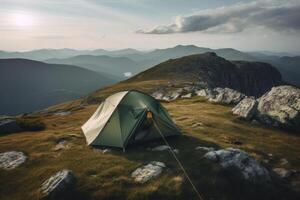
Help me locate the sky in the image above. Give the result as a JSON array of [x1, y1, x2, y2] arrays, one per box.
[[0, 0, 300, 53]]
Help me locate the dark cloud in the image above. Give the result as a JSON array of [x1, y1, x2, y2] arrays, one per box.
[[138, 0, 300, 34]]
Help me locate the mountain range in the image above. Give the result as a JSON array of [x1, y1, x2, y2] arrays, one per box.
[[0, 59, 114, 115], [2, 45, 298, 86]]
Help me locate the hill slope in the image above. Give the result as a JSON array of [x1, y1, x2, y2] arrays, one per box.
[[0, 59, 115, 115]]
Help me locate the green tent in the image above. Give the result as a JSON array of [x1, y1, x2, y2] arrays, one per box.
[[81, 90, 181, 149]]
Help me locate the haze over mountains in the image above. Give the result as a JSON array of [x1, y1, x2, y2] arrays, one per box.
[[0, 45, 299, 115], [0, 59, 114, 115], [1, 45, 299, 86]]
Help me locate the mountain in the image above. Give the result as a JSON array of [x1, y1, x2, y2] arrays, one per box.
[[0, 48, 145, 61], [1, 45, 298, 87], [0, 49, 91, 60], [249, 53, 300, 86], [0, 59, 115, 115], [130, 52, 282, 97], [124, 45, 254, 63], [45, 55, 142, 79]]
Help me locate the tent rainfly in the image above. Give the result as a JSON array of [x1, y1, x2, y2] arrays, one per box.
[[81, 90, 181, 150]]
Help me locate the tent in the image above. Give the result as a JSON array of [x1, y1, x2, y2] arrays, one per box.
[[81, 90, 181, 150]]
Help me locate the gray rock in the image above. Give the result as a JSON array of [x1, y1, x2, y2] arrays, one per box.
[[53, 140, 69, 151], [209, 88, 245, 105], [280, 158, 289, 166], [173, 149, 179, 154], [152, 145, 171, 151], [54, 111, 71, 116], [0, 151, 27, 170], [232, 97, 258, 120], [273, 168, 292, 179], [93, 148, 111, 154], [195, 146, 215, 152], [131, 161, 166, 183], [40, 170, 76, 199], [191, 122, 204, 128], [152, 88, 183, 102], [204, 148, 270, 181], [257, 85, 300, 130], [181, 93, 192, 98], [0, 118, 22, 134], [152, 91, 165, 100]]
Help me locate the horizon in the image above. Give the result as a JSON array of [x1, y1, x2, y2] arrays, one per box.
[[1, 44, 299, 56], [1, 0, 300, 53]]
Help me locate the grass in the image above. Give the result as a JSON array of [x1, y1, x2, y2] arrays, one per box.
[[0, 80, 300, 200]]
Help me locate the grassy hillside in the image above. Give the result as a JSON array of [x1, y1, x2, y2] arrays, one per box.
[[0, 79, 299, 200], [0, 59, 115, 115]]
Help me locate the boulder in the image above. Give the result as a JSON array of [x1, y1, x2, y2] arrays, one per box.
[[181, 93, 192, 98], [280, 158, 289, 166], [93, 148, 111, 154], [209, 88, 245, 105], [152, 88, 183, 102], [131, 161, 166, 183], [232, 97, 258, 120], [40, 170, 76, 199], [173, 149, 179, 154], [257, 85, 300, 130], [0, 118, 22, 134], [54, 111, 71, 116], [53, 140, 69, 151], [152, 91, 165, 100], [0, 151, 27, 170], [195, 146, 215, 152], [195, 88, 216, 98], [204, 148, 270, 181], [152, 145, 171, 151], [273, 168, 292, 179], [162, 89, 182, 101]]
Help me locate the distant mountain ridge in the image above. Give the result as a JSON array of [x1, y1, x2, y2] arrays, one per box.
[[1, 45, 299, 87], [0, 59, 115, 115]]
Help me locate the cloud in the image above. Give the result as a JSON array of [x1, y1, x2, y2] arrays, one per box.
[[137, 0, 300, 34]]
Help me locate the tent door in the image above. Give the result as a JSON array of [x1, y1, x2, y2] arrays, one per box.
[[132, 111, 154, 143]]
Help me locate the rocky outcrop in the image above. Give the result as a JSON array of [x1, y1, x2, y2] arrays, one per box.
[[152, 88, 182, 101], [204, 148, 270, 182], [40, 169, 76, 199], [152, 85, 245, 105], [0, 151, 27, 170], [257, 85, 300, 130], [209, 87, 245, 104], [232, 97, 258, 120], [131, 161, 166, 183]]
